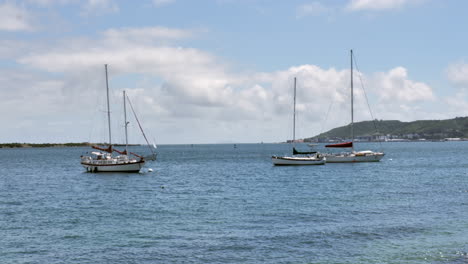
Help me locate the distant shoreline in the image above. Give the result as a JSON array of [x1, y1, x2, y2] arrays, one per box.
[[0, 143, 142, 148], [284, 138, 468, 144], [1, 140, 467, 149]]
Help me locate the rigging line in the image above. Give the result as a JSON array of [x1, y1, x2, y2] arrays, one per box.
[[125, 95, 156, 155], [352, 52, 384, 150], [89, 74, 110, 145], [319, 95, 335, 140], [88, 95, 102, 144], [318, 79, 340, 143]]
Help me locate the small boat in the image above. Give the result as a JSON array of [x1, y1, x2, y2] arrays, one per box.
[[80, 65, 156, 172], [323, 50, 384, 163], [324, 149, 384, 163], [272, 152, 325, 166], [272, 77, 325, 166], [81, 151, 145, 172]]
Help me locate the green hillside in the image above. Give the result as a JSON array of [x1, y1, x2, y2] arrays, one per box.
[[307, 116, 468, 141]]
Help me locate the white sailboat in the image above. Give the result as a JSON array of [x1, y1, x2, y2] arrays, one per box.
[[272, 77, 325, 166], [80, 65, 156, 172], [324, 50, 384, 163]]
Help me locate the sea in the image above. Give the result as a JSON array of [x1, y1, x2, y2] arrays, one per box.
[[1, 142, 468, 264]]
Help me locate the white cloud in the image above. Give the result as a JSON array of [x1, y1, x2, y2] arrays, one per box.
[[347, 0, 419, 11], [444, 92, 468, 113], [14, 38, 344, 142], [103, 26, 194, 44], [153, 0, 175, 7], [26, 0, 78, 5], [0, 3, 34, 31], [24, 0, 118, 16], [373, 67, 434, 103], [355, 66, 436, 123], [443, 62, 468, 118], [82, 0, 119, 15], [0, 40, 30, 59], [296, 2, 330, 18], [1, 25, 444, 143], [447, 62, 468, 87]]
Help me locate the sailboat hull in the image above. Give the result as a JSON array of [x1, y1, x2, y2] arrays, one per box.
[[81, 160, 145, 172], [272, 156, 326, 166], [324, 152, 384, 163]]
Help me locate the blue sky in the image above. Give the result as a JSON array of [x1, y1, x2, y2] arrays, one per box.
[[1, 0, 468, 144]]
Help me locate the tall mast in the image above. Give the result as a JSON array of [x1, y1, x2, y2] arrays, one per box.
[[123, 90, 129, 154], [293, 77, 297, 145], [105, 64, 112, 146], [350, 49, 354, 152]]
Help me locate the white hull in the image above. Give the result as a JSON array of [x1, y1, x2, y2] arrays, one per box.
[[324, 152, 384, 163], [272, 156, 325, 166], [81, 161, 144, 172]]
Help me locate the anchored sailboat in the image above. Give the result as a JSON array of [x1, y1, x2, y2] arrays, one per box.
[[324, 50, 384, 163], [80, 65, 156, 172], [272, 77, 325, 166]]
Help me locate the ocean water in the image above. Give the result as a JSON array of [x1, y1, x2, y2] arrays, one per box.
[[1, 142, 468, 264]]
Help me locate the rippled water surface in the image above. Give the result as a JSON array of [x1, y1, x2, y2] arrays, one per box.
[[1, 142, 468, 263]]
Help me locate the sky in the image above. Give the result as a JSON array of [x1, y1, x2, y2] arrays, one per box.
[[1, 0, 468, 144]]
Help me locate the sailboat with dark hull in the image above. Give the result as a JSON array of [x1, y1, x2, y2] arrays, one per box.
[[323, 50, 384, 163], [272, 77, 325, 166], [80, 65, 156, 172]]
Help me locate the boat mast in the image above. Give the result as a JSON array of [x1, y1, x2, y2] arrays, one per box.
[[105, 64, 112, 147], [350, 50, 354, 152], [123, 90, 129, 154], [293, 77, 297, 146]]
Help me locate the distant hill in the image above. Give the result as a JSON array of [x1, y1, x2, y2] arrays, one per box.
[[307, 116, 468, 141]]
